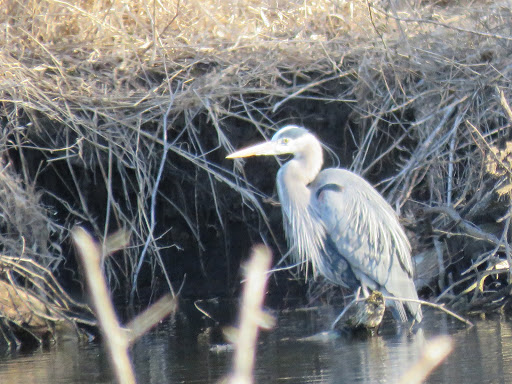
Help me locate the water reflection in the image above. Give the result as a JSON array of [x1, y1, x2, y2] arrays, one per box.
[[257, 307, 428, 384], [0, 306, 511, 383], [429, 317, 512, 384]]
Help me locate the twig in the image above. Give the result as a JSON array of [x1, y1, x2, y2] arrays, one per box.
[[434, 237, 446, 292], [504, 211, 512, 283], [331, 288, 361, 329], [333, 293, 473, 328], [72, 226, 136, 384], [383, 296, 474, 328], [425, 206, 503, 248], [466, 283, 512, 311], [272, 74, 351, 113], [371, 5, 512, 42], [467, 120, 512, 179], [125, 294, 177, 344], [228, 245, 273, 384], [498, 87, 512, 123], [331, 298, 358, 329], [447, 113, 462, 206], [130, 92, 176, 305]]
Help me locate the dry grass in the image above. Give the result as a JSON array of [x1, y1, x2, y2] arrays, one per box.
[[0, 0, 511, 322]]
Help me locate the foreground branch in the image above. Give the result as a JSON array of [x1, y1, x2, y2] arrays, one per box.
[[398, 336, 453, 384], [72, 226, 178, 384], [72, 227, 136, 384], [228, 245, 274, 384]]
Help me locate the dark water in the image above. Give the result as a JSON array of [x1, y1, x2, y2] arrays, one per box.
[[0, 306, 511, 384]]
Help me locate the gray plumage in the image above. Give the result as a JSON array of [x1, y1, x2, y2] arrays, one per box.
[[227, 125, 422, 323]]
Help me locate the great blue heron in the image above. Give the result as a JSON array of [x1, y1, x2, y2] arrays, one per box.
[[227, 125, 422, 323]]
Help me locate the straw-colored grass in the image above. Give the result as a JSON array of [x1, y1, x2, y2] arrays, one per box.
[[0, 0, 512, 324]]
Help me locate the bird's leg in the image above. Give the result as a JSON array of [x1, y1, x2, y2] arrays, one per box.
[[361, 284, 370, 298], [354, 286, 362, 300]]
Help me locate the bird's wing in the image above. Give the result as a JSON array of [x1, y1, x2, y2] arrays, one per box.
[[310, 169, 413, 290]]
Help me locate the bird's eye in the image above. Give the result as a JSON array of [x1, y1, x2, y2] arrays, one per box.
[[281, 138, 289, 145]]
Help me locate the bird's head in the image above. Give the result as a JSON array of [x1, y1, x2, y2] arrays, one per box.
[[226, 125, 316, 159]]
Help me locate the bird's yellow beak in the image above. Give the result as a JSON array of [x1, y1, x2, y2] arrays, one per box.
[[226, 141, 278, 159]]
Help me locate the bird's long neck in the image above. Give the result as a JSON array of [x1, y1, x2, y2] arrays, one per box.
[[276, 137, 325, 273], [282, 138, 324, 186], [277, 138, 323, 211]]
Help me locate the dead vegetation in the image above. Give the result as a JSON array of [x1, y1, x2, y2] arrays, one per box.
[[0, 0, 512, 340], [72, 226, 177, 384]]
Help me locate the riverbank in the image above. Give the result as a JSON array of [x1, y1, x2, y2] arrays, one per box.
[[1, 0, 511, 339]]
